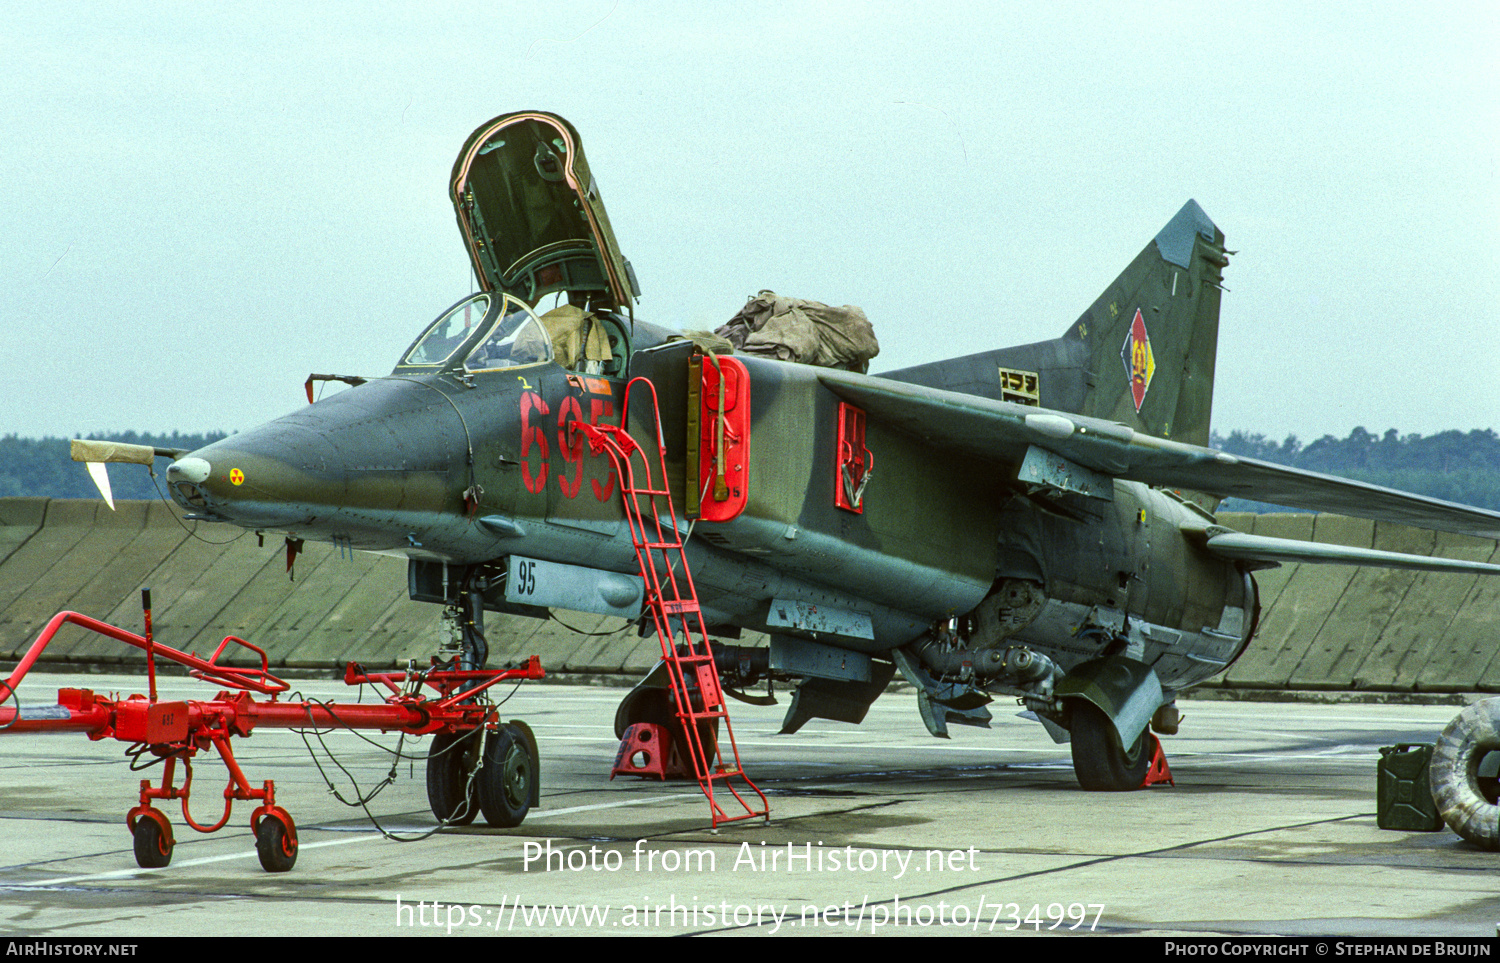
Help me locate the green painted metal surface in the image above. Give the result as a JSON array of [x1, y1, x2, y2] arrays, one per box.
[[0, 498, 1495, 690]]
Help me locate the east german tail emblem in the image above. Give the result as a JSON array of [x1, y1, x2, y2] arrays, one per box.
[[1120, 308, 1155, 412]]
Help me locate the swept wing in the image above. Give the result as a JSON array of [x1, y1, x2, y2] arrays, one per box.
[[819, 371, 1500, 548]]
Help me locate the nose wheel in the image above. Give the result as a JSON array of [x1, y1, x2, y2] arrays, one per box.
[[425, 723, 538, 828], [477, 726, 532, 827], [425, 729, 483, 825]]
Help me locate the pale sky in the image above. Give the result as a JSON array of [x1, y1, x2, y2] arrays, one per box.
[[2, 1, 1496, 444]]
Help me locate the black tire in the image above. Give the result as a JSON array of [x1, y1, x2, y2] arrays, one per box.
[[477, 726, 532, 828], [1431, 699, 1500, 850], [255, 817, 297, 873], [1069, 701, 1151, 792], [615, 685, 676, 740], [132, 817, 172, 869], [426, 730, 482, 826], [617, 686, 718, 764]]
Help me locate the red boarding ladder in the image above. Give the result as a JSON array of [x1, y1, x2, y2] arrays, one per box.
[[578, 378, 769, 829]]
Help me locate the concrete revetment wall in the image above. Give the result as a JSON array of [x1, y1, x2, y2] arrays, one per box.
[[1, 499, 1496, 693]]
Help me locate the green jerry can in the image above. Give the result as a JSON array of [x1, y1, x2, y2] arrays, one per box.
[[1376, 743, 1445, 831]]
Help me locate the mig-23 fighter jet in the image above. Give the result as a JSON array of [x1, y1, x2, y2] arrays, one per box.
[[78, 111, 1500, 793]]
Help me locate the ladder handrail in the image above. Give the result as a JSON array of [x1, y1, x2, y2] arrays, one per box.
[[578, 377, 768, 827]]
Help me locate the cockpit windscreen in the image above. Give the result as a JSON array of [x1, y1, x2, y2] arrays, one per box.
[[463, 302, 553, 371], [403, 294, 491, 366]]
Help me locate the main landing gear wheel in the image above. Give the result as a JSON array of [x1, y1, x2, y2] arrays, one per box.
[[426, 730, 482, 826], [131, 817, 173, 869], [616, 686, 676, 739], [477, 726, 532, 828], [1430, 699, 1500, 850], [1069, 701, 1151, 792], [255, 817, 298, 873]]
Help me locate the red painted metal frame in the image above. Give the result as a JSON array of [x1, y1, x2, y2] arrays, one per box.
[[835, 401, 873, 514], [577, 375, 768, 828], [0, 609, 545, 865]]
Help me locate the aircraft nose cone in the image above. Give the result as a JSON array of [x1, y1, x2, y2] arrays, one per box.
[[166, 456, 211, 484], [164, 379, 471, 546], [161, 422, 342, 529], [184, 429, 337, 528]]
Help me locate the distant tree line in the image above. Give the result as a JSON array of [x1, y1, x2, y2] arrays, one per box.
[[1213, 427, 1500, 512], [0, 432, 229, 501], [2, 427, 1496, 513]]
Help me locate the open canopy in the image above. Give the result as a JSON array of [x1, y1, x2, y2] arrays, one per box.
[[450, 111, 639, 311]]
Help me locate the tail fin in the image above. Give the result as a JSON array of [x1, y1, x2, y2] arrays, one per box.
[[882, 200, 1229, 446], [1069, 200, 1227, 445]]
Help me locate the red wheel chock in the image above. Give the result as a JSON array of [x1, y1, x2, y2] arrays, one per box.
[[611, 723, 690, 780], [1143, 734, 1175, 787]]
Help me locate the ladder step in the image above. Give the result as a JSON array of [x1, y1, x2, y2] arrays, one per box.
[[598, 379, 770, 829], [678, 702, 729, 717], [709, 810, 770, 825]]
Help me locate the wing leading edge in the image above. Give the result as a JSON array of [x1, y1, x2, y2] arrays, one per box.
[[818, 371, 1500, 544], [1196, 527, 1500, 575]]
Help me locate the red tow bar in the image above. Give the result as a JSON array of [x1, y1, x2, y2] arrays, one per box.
[[0, 604, 544, 873]]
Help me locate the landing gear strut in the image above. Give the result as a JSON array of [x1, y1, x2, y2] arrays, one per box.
[[422, 570, 540, 827]]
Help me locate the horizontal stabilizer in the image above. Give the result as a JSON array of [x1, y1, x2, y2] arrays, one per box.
[[1199, 527, 1500, 575]]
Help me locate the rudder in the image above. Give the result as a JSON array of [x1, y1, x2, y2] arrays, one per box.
[[882, 200, 1230, 447], [1069, 199, 1228, 446]]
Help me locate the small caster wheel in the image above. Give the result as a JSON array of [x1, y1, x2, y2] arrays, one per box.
[[132, 817, 172, 869], [255, 816, 297, 873]]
